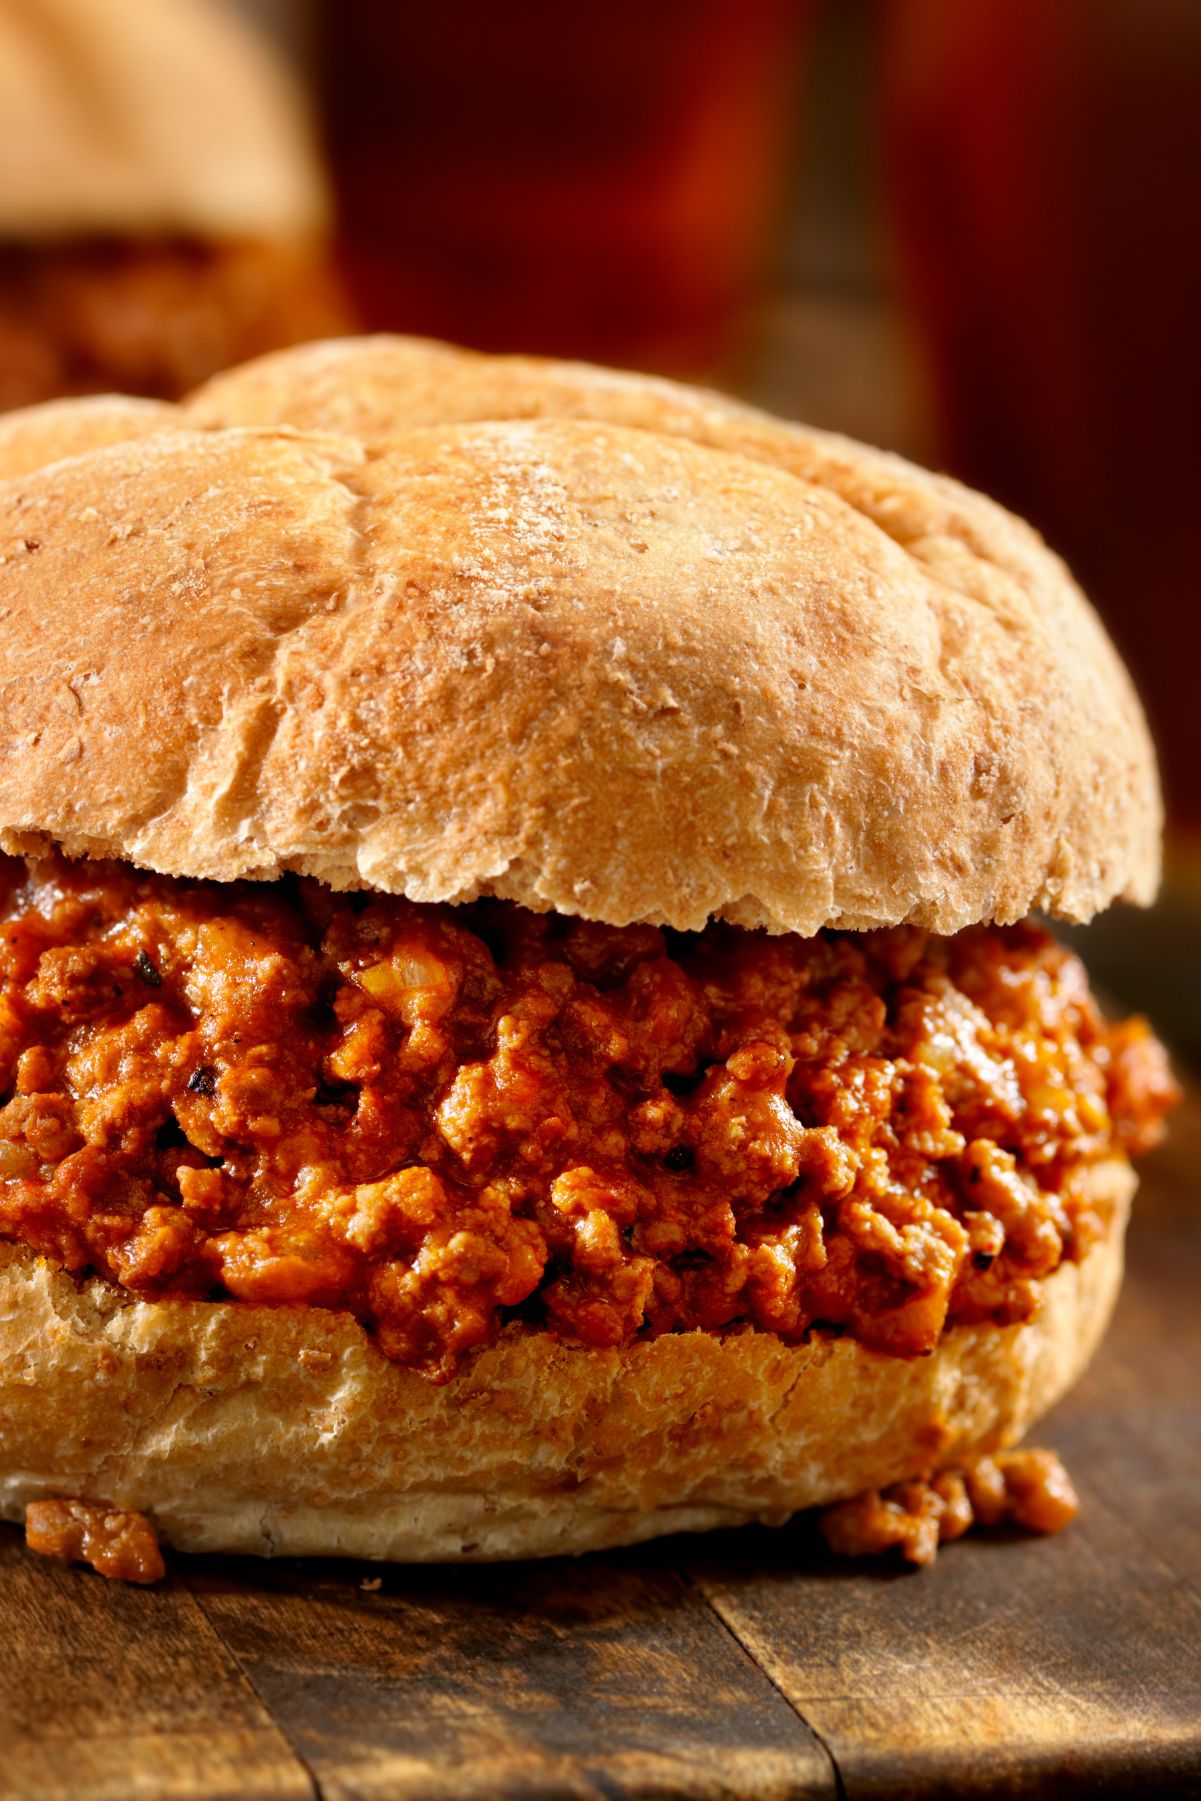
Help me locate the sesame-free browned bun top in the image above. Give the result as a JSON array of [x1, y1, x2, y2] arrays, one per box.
[[0, 0, 327, 240], [0, 394, 180, 480], [0, 336, 1161, 935]]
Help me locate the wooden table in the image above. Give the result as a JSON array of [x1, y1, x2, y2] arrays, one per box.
[[2, 1093, 1198, 1801]]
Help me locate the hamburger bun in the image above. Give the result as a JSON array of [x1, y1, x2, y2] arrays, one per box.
[[0, 0, 345, 411], [0, 338, 1159, 936], [0, 339, 1163, 1562], [0, 1162, 1131, 1560], [0, 392, 182, 481], [0, 0, 327, 241]]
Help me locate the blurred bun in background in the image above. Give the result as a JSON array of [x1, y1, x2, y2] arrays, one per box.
[[0, 0, 348, 406]]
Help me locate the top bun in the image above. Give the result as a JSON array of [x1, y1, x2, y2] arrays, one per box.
[[0, 0, 327, 240], [0, 336, 1160, 935]]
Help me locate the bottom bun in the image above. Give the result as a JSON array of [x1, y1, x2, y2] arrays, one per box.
[[0, 1161, 1132, 1562]]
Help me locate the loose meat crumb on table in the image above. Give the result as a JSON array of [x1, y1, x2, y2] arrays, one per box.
[[24, 1498, 165, 1584], [819, 1449, 1081, 1565], [0, 853, 1178, 1380]]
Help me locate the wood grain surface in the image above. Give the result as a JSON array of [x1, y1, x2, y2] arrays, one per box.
[[1, 1096, 1198, 1801]]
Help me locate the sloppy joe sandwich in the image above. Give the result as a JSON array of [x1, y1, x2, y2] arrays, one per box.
[[0, 337, 1176, 1566], [0, 0, 345, 409]]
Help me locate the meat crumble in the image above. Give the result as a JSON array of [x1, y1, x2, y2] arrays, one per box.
[[819, 1449, 1081, 1565], [0, 238, 345, 409], [24, 1498, 165, 1584], [0, 853, 1177, 1380]]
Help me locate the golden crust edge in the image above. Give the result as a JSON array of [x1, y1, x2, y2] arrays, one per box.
[[0, 1160, 1132, 1562]]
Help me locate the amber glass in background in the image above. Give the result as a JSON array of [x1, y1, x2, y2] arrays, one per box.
[[315, 1, 808, 378], [878, 0, 1201, 1066], [879, 0, 1201, 828]]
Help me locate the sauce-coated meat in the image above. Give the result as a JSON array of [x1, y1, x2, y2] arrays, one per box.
[[0, 238, 342, 409], [24, 1498, 165, 1583], [819, 1449, 1080, 1565], [0, 854, 1177, 1380]]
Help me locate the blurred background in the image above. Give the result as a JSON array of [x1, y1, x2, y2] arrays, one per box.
[[2, 0, 1197, 1061]]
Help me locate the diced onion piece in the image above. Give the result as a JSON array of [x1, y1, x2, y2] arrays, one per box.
[[356, 950, 455, 1024]]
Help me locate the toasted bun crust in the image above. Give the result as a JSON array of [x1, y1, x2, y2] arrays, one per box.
[[0, 393, 181, 481], [0, 336, 1161, 934], [0, 1161, 1131, 1560], [0, 0, 327, 239]]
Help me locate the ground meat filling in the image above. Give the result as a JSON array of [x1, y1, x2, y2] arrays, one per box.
[[0, 238, 344, 408], [0, 854, 1176, 1380], [819, 1450, 1080, 1566], [24, 1498, 164, 1584]]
